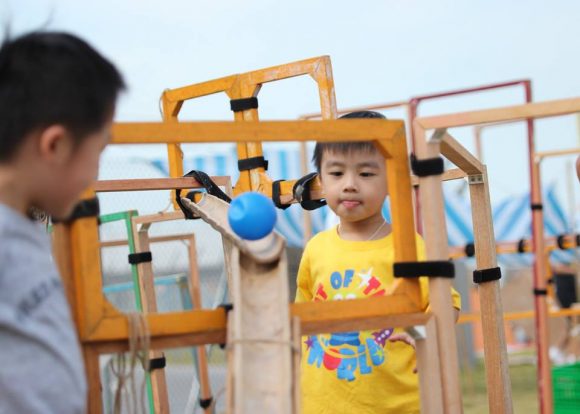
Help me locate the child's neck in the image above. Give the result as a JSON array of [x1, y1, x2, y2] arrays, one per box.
[[0, 165, 30, 214], [337, 216, 392, 241]]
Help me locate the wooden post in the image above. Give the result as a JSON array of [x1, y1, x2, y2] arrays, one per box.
[[414, 129, 462, 414], [186, 235, 214, 414], [468, 168, 513, 414], [132, 221, 171, 413], [412, 318, 444, 414]]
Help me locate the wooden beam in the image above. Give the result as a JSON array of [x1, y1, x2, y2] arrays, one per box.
[[440, 132, 485, 175], [111, 120, 405, 147], [94, 176, 231, 192], [416, 97, 580, 130]]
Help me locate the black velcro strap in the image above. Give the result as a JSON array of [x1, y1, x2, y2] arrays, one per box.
[[230, 97, 258, 112], [293, 172, 326, 211], [128, 252, 152, 265], [53, 197, 100, 224], [394, 261, 455, 278], [175, 170, 231, 219], [199, 397, 213, 409], [272, 180, 290, 210], [473, 267, 502, 284], [238, 156, 268, 171], [533, 288, 548, 296], [464, 242, 475, 258], [517, 239, 526, 253], [218, 303, 234, 349], [148, 355, 166, 372], [531, 203, 543, 211], [410, 154, 444, 177], [556, 234, 567, 250]]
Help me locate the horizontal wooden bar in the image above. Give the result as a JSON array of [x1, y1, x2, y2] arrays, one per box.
[[111, 120, 405, 147], [300, 100, 408, 120], [94, 177, 231, 192], [416, 97, 580, 130], [100, 233, 191, 248], [163, 56, 326, 104], [535, 147, 580, 161], [291, 295, 426, 336], [86, 295, 427, 346], [458, 307, 580, 324], [132, 210, 184, 225], [449, 233, 579, 259], [163, 75, 238, 102]]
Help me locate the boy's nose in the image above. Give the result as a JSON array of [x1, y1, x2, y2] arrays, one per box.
[[342, 174, 358, 192]]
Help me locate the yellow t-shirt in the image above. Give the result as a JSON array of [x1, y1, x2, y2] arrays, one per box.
[[295, 226, 461, 414]]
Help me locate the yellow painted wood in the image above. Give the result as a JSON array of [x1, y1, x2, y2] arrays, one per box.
[[112, 119, 403, 145]]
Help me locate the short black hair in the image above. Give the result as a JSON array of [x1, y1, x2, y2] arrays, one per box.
[[0, 31, 125, 162], [312, 110, 386, 172]]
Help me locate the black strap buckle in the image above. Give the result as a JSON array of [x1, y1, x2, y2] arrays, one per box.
[[410, 154, 444, 177], [230, 97, 258, 112], [175, 171, 231, 219], [394, 260, 455, 278], [293, 172, 326, 211], [473, 267, 502, 284]]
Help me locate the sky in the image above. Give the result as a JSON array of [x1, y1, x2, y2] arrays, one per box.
[[3, 0, 580, 217]]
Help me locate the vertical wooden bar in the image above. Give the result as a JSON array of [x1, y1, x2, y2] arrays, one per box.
[[84, 347, 103, 414], [468, 168, 513, 414], [379, 130, 422, 305], [132, 221, 171, 413], [52, 192, 107, 413], [292, 316, 302, 414], [186, 235, 214, 414], [414, 318, 444, 414], [530, 154, 553, 414], [414, 128, 462, 414], [162, 97, 184, 179]]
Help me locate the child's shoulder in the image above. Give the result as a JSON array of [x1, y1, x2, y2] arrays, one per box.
[[304, 226, 338, 250]]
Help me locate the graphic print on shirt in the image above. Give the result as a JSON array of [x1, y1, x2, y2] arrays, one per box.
[[304, 268, 393, 381]]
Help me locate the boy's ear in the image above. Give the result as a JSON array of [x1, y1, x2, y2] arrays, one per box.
[[38, 125, 74, 165]]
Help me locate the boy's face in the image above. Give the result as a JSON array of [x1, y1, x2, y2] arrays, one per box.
[[319, 147, 388, 224], [34, 120, 111, 220]]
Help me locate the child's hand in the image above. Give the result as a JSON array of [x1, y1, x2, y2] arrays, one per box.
[[388, 332, 418, 373]]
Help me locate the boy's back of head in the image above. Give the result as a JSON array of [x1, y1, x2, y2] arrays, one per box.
[[0, 31, 125, 163], [312, 110, 386, 172]]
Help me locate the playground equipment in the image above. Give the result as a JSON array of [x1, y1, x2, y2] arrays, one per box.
[[51, 112, 507, 413], [412, 96, 580, 414], [303, 80, 580, 414]]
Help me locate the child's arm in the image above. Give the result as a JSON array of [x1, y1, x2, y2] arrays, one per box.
[[295, 245, 313, 302]]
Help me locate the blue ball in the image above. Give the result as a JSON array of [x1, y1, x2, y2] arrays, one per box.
[[228, 192, 277, 240]]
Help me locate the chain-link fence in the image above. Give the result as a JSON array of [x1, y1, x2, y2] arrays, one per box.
[[96, 156, 231, 413]]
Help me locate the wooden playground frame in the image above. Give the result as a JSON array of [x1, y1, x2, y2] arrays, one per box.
[[160, 55, 337, 198], [303, 78, 580, 413], [51, 113, 505, 413], [413, 96, 580, 414]]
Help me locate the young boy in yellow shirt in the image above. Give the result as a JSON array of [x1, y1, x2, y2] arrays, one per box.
[[295, 111, 461, 413]]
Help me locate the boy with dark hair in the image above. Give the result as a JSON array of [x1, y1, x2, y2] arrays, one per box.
[[296, 111, 460, 413], [0, 31, 125, 413]]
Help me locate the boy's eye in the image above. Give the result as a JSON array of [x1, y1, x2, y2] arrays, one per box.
[[360, 172, 376, 177], [328, 171, 343, 177]]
